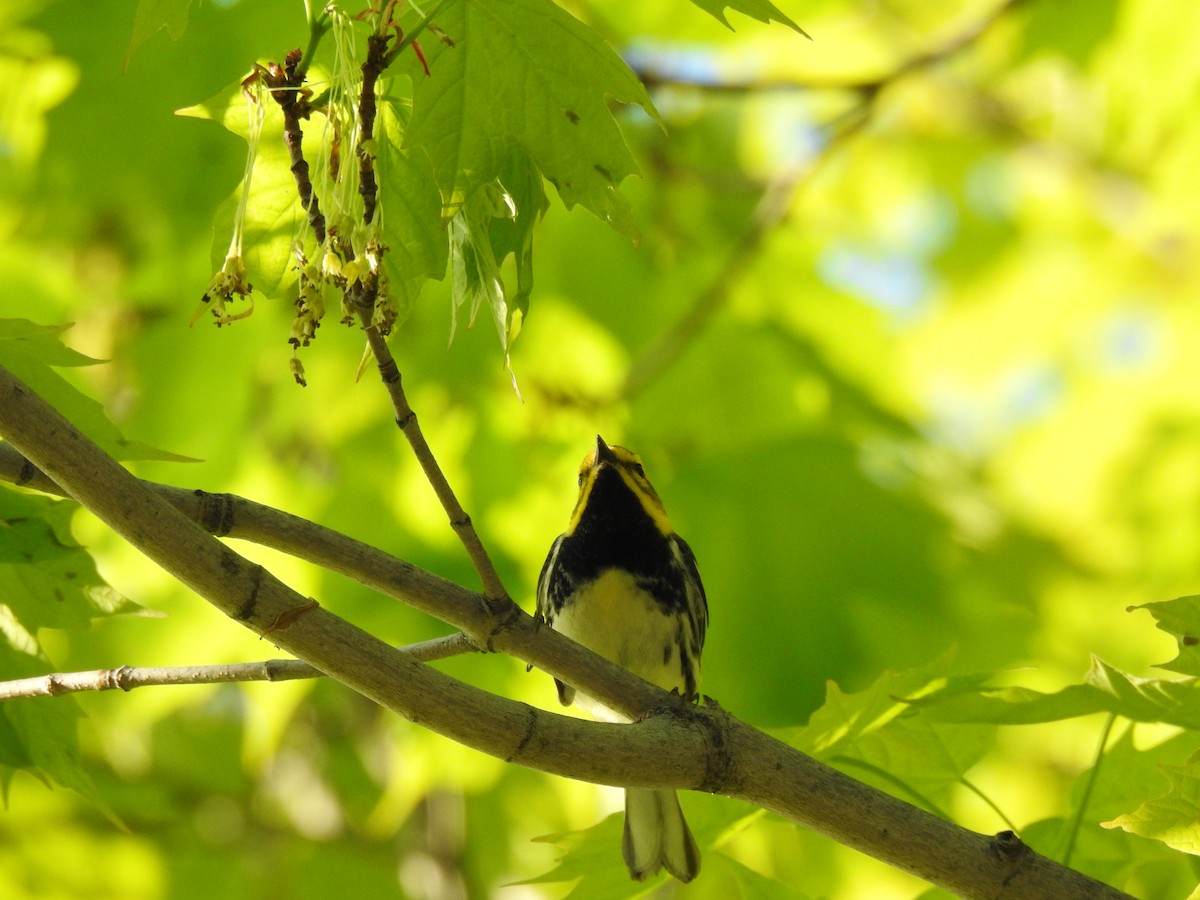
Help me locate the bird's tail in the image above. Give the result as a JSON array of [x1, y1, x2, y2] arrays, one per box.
[[622, 788, 701, 883]]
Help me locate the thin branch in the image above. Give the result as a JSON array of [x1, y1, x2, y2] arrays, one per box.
[[621, 102, 870, 399], [0, 368, 1133, 899], [357, 31, 388, 224], [620, 0, 1020, 399], [359, 0, 451, 224], [253, 11, 505, 605], [355, 314, 510, 607], [264, 50, 327, 244], [0, 633, 474, 701], [634, 0, 1024, 97]]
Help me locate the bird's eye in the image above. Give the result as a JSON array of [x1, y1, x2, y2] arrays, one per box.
[[577, 472, 586, 486], [631, 463, 645, 477]]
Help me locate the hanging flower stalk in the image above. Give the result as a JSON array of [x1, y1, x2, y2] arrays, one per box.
[[191, 75, 266, 327]]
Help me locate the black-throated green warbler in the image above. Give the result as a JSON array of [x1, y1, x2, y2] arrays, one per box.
[[537, 435, 708, 882]]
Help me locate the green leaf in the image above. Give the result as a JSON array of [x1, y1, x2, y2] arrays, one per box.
[[918, 657, 1200, 731], [1078, 727, 1200, 824], [521, 813, 644, 895], [1018, 0, 1119, 66], [522, 793, 739, 895], [403, 0, 659, 240], [0, 647, 109, 813], [785, 652, 996, 813], [0, 319, 193, 462], [1132, 596, 1200, 677], [449, 184, 507, 349], [720, 853, 814, 899], [0, 488, 142, 634], [0, 318, 94, 367], [0, 488, 136, 812], [1104, 760, 1200, 855], [487, 149, 548, 326], [687, 0, 808, 34], [786, 649, 965, 757], [376, 99, 450, 316], [125, 0, 196, 70], [446, 148, 547, 383]]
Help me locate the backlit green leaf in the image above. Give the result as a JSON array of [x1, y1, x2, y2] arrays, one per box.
[[403, 0, 659, 240]]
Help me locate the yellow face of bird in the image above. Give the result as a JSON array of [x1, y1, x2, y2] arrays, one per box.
[[567, 435, 673, 537]]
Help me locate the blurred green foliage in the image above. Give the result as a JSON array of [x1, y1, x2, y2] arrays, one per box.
[[3, 0, 1200, 896]]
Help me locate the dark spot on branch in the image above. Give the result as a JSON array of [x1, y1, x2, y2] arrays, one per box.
[[234, 563, 262, 621], [508, 705, 539, 761], [195, 489, 236, 537], [373, 347, 400, 384], [565, 109, 579, 124], [696, 707, 732, 793], [114, 665, 135, 691], [483, 596, 522, 650], [989, 830, 1030, 865], [17, 456, 37, 485], [220, 549, 241, 576]]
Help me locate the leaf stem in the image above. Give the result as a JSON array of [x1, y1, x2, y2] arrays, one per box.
[[297, 0, 332, 80], [1062, 713, 1118, 867], [832, 755, 953, 822]]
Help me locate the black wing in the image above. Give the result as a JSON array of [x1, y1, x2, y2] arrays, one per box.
[[535, 533, 566, 624], [672, 534, 708, 657]]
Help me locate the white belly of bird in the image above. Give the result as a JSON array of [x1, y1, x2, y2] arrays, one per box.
[[552, 568, 685, 722]]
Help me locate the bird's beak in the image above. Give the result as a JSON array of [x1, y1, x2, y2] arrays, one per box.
[[595, 434, 618, 466]]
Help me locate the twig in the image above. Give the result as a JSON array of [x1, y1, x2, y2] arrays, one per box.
[[356, 315, 510, 608], [358, 31, 389, 224], [621, 102, 871, 399], [264, 49, 327, 243], [357, 0, 451, 223], [620, 0, 1020, 399], [0, 633, 474, 700], [251, 11, 505, 607], [634, 0, 1024, 97]]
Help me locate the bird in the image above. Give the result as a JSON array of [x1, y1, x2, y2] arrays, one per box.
[[536, 435, 708, 882]]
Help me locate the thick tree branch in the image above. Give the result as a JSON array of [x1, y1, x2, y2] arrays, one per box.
[[0, 365, 1132, 898], [0, 441, 655, 721], [0, 362, 663, 773]]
